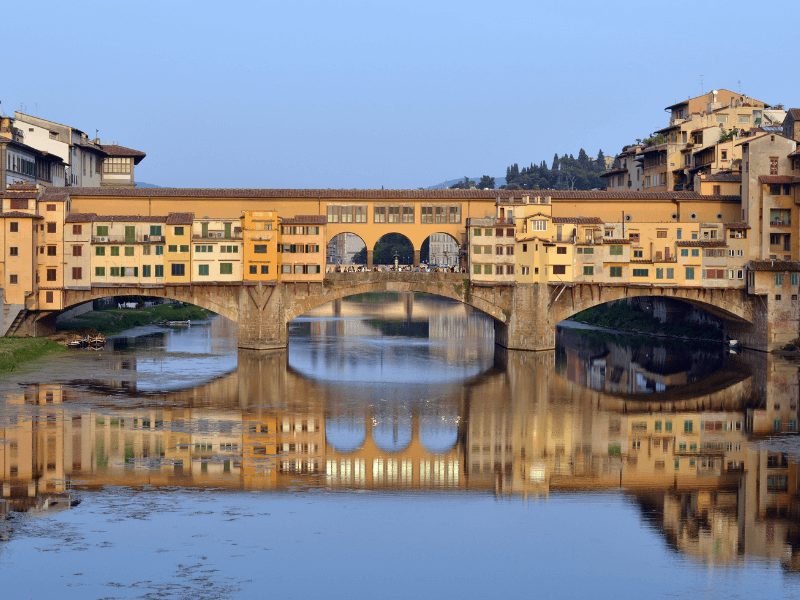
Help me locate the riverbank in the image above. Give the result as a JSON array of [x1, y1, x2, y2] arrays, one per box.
[[57, 304, 210, 335], [570, 301, 725, 342], [0, 338, 65, 373]]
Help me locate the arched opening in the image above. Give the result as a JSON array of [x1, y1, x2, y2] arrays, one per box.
[[420, 232, 460, 268], [325, 413, 367, 453], [556, 296, 751, 397], [326, 232, 367, 267], [372, 233, 414, 267]]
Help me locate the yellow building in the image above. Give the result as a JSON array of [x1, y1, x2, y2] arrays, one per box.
[[164, 213, 194, 284], [242, 211, 278, 282], [278, 215, 326, 282], [191, 217, 243, 283]]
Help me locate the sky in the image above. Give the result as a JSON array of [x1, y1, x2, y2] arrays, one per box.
[[3, 0, 797, 189]]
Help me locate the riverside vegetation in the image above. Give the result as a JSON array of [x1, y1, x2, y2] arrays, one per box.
[[57, 303, 210, 335], [0, 338, 64, 372]]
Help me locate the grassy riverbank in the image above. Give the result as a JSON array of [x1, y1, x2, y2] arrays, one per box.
[[0, 338, 65, 373], [57, 304, 210, 335], [570, 301, 724, 341]]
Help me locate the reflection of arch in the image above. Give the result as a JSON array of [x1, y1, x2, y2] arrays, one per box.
[[420, 415, 458, 453], [325, 414, 367, 452], [373, 233, 414, 266], [420, 232, 460, 267], [326, 232, 367, 266], [373, 407, 413, 452]]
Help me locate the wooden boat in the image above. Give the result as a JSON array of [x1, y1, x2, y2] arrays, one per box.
[[66, 336, 87, 349], [88, 335, 106, 349]]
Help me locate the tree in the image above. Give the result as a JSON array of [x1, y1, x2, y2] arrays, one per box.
[[449, 176, 475, 190], [476, 175, 495, 189], [551, 153, 559, 171]]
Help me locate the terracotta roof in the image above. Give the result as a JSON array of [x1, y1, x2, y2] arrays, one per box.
[[724, 221, 749, 229], [40, 187, 739, 203], [786, 108, 800, 120], [100, 144, 146, 164], [641, 144, 667, 154], [0, 211, 43, 219], [748, 260, 800, 272], [603, 239, 631, 244], [758, 175, 800, 184], [66, 213, 169, 223], [676, 240, 727, 247], [702, 173, 741, 183], [166, 212, 194, 225], [280, 215, 327, 225], [788, 149, 800, 158], [552, 216, 604, 225]]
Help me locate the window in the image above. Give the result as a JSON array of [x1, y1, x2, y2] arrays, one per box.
[[95, 267, 105, 277], [72, 245, 82, 257], [142, 265, 151, 277], [124, 247, 134, 257], [198, 264, 209, 276], [174, 226, 185, 235], [220, 263, 233, 275], [9, 222, 18, 233], [155, 245, 164, 255], [249, 265, 258, 275], [110, 246, 120, 256], [632, 268, 649, 277], [495, 246, 504, 255], [46, 268, 56, 282], [473, 228, 481, 237], [792, 273, 799, 286], [46, 222, 56, 233], [633, 249, 643, 258], [95, 247, 105, 256], [552, 265, 566, 275], [769, 156, 779, 175], [254, 245, 267, 254], [47, 246, 56, 256], [556, 247, 567, 254], [168, 245, 178, 252], [472, 245, 481, 254], [261, 265, 269, 274], [656, 230, 667, 238], [583, 266, 594, 276], [684, 420, 693, 433], [45, 291, 54, 303], [775, 273, 784, 285], [10, 199, 27, 210], [609, 245, 623, 256], [110, 267, 120, 277], [532, 219, 547, 231], [421, 206, 433, 224], [155, 265, 164, 277], [610, 266, 622, 277], [449, 206, 462, 223], [685, 267, 695, 280], [149, 225, 162, 236], [9, 247, 17, 257], [71, 267, 82, 280], [171, 263, 185, 276]]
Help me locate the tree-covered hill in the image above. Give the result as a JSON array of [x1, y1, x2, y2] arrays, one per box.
[[503, 148, 607, 190]]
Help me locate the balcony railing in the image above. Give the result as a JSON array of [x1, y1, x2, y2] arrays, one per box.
[[770, 220, 791, 227], [92, 234, 164, 243]]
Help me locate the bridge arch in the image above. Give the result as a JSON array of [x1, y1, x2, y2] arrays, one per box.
[[548, 284, 753, 326], [373, 232, 414, 266], [420, 232, 460, 267], [283, 272, 511, 325], [326, 232, 367, 266]]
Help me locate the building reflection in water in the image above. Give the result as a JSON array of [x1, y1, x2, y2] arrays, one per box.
[[1, 297, 799, 570]]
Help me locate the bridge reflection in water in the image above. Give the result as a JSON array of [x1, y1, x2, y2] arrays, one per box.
[[1, 334, 799, 569]]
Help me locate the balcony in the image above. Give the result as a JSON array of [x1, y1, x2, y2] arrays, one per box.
[[770, 220, 791, 228], [92, 234, 164, 243]]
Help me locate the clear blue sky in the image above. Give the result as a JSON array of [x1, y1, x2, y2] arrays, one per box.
[[4, 0, 796, 188]]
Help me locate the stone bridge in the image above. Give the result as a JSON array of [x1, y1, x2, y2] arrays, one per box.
[[19, 272, 774, 351]]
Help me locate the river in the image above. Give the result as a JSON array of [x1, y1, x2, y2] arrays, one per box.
[[0, 293, 799, 599]]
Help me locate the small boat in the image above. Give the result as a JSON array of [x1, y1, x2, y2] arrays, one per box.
[[66, 336, 87, 349], [164, 320, 191, 327], [88, 335, 106, 349], [729, 339, 740, 348]]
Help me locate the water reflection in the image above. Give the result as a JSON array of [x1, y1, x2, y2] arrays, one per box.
[[0, 295, 799, 575]]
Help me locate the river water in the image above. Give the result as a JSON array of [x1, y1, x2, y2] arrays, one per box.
[[1, 293, 799, 599]]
